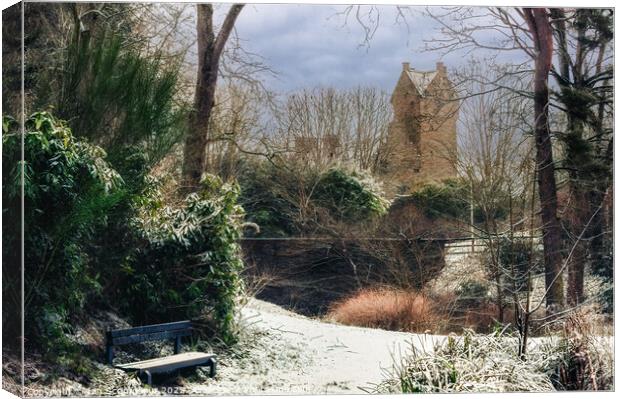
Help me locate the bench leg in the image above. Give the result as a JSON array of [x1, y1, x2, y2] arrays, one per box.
[[140, 370, 153, 386], [174, 336, 181, 354], [208, 358, 217, 378], [106, 345, 114, 365]]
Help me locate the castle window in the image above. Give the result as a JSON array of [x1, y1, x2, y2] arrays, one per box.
[[413, 153, 421, 173]]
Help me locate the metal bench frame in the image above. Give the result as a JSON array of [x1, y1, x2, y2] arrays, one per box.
[[105, 320, 216, 385]]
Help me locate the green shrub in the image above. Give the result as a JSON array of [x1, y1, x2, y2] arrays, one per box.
[[118, 175, 245, 344], [2, 112, 123, 356], [36, 28, 188, 170], [407, 179, 469, 220], [590, 237, 613, 313], [473, 205, 508, 224], [237, 161, 300, 237], [496, 237, 542, 292], [84, 145, 156, 306], [238, 162, 388, 236], [456, 280, 490, 309], [313, 168, 389, 221], [3, 112, 246, 359]]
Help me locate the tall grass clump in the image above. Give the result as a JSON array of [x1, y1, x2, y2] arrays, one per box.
[[540, 308, 614, 391], [327, 288, 440, 333], [370, 329, 556, 393]]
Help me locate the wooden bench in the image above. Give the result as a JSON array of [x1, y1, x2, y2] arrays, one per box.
[[105, 320, 216, 385]]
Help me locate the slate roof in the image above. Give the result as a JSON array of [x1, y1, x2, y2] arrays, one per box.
[[405, 69, 438, 96]]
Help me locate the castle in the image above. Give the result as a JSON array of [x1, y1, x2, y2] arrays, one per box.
[[385, 61, 458, 193]]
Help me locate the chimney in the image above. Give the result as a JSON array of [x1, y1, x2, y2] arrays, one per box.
[[436, 61, 446, 74], [402, 62, 410, 71]]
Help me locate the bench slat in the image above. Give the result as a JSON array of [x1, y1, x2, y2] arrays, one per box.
[[109, 320, 192, 338], [111, 329, 192, 346], [116, 352, 215, 373]]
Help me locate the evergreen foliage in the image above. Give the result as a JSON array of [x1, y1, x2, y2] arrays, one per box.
[[36, 29, 188, 170], [2, 112, 123, 356], [313, 168, 389, 221], [237, 161, 300, 237], [238, 161, 388, 236], [117, 175, 245, 344], [405, 179, 469, 220], [2, 112, 246, 359], [456, 280, 490, 308], [497, 238, 543, 292]]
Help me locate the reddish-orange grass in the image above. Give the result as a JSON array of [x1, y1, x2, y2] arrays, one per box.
[[327, 288, 441, 333]]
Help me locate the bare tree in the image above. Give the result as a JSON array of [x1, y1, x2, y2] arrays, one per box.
[[273, 86, 394, 174], [424, 7, 565, 310], [456, 61, 536, 322], [426, 6, 614, 313], [182, 3, 245, 191], [204, 81, 275, 180], [125, 3, 198, 98]]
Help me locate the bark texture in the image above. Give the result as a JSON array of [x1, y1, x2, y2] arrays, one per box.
[[550, 8, 613, 306], [523, 8, 564, 311], [182, 4, 244, 191]]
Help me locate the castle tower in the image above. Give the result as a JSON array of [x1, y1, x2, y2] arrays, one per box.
[[385, 61, 458, 193]]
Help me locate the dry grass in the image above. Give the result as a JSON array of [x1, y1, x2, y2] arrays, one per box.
[[412, 292, 512, 334], [327, 288, 441, 333], [542, 306, 614, 391], [326, 288, 513, 334]]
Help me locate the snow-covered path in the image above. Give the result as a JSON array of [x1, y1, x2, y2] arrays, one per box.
[[187, 299, 445, 395]]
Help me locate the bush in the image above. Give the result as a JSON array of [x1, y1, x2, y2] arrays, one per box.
[[496, 237, 542, 292], [590, 237, 613, 314], [117, 175, 245, 344], [238, 162, 388, 236], [313, 168, 389, 221], [3, 112, 246, 359], [2, 112, 123, 356], [407, 179, 469, 220], [327, 288, 440, 333], [455, 280, 489, 309], [36, 28, 188, 169], [237, 161, 301, 237]]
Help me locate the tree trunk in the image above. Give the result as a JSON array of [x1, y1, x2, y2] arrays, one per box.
[[550, 8, 583, 306], [181, 4, 244, 192], [523, 8, 564, 312], [566, 179, 588, 305], [550, 8, 613, 306]]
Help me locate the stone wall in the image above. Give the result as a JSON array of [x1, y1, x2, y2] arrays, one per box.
[[385, 62, 458, 194]]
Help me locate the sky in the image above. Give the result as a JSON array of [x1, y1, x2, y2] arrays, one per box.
[[165, 3, 533, 95], [220, 4, 504, 93]]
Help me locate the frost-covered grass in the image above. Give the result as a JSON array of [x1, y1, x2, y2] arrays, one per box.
[[369, 324, 613, 393], [370, 329, 555, 393]]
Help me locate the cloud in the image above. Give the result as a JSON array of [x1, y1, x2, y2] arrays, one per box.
[[233, 4, 451, 92], [179, 4, 527, 95]]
